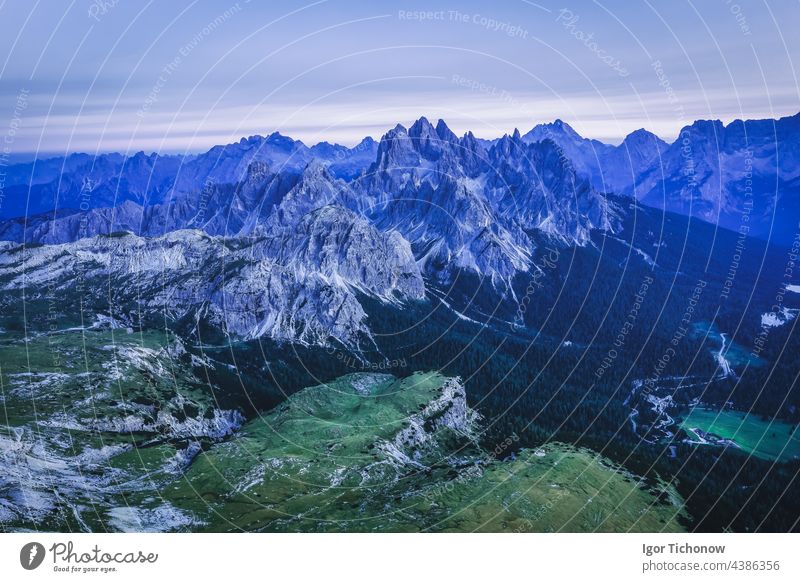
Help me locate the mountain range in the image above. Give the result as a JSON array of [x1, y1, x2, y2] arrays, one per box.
[[2, 114, 800, 532], [1, 114, 798, 351], [0, 114, 800, 244], [521, 115, 800, 243], [2, 113, 796, 246], [0, 116, 617, 349]]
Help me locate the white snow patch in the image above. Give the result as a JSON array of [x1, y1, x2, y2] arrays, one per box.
[[761, 307, 798, 329]]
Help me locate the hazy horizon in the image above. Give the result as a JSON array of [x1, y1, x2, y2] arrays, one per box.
[[6, 108, 800, 161]]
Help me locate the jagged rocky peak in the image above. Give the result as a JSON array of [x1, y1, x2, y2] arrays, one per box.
[[486, 136, 619, 244], [291, 205, 425, 301], [229, 204, 424, 346], [233, 205, 424, 347], [611, 129, 669, 175], [371, 122, 421, 172], [523, 118, 583, 143], [293, 159, 343, 203], [435, 119, 458, 143], [457, 130, 487, 177], [408, 116, 439, 151], [0, 219, 424, 349], [355, 135, 378, 149], [364, 116, 620, 280], [376, 117, 466, 165], [404, 116, 459, 163], [299, 157, 336, 182], [686, 118, 725, 135], [401, 117, 460, 157], [461, 130, 479, 147], [307, 140, 341, 158], [725, 111, 800, 144], [264, 130, 301, 151], [489, 128, 528, 162], [262, 160, 344, 229], [622, 128, 667, 147]]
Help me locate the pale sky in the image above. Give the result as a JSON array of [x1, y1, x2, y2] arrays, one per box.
[[0, 0, 798, 155]]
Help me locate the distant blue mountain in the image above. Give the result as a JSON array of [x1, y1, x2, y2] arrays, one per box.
[[0, 133, 378, 221], [1, 113, 798, 247], [522, 114, 800, 244]]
